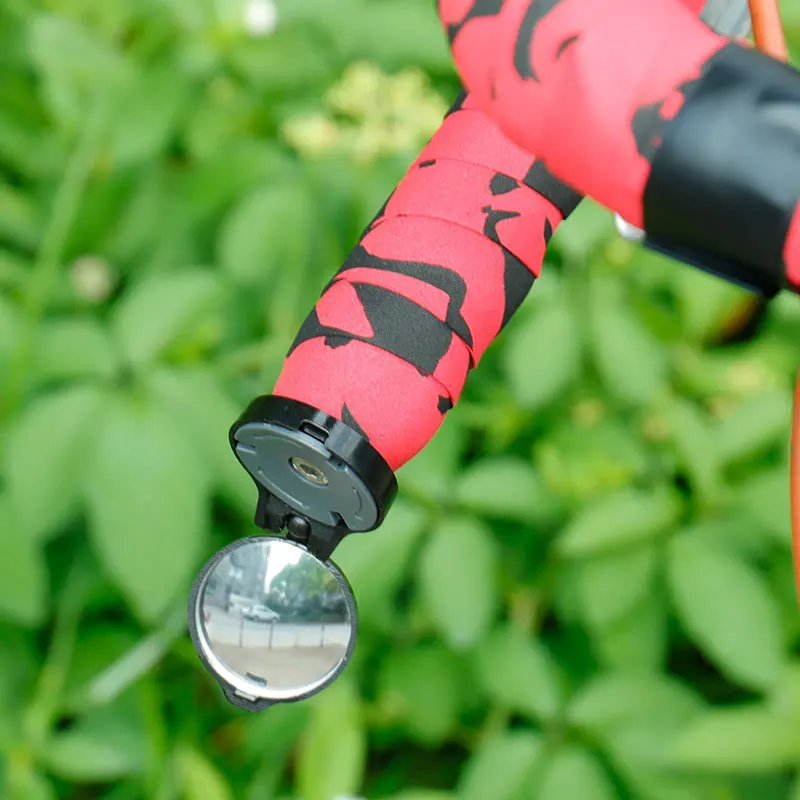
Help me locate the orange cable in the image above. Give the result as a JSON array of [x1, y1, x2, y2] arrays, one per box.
[[748, 0, 789, 61]]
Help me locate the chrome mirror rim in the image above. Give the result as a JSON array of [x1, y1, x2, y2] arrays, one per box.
[[187, 535, 358, 709]]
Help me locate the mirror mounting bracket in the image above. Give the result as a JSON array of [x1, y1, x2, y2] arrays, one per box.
[[226, 685, 275, 712], [252, 486, 348, 561], [230, 395, 398, 561]]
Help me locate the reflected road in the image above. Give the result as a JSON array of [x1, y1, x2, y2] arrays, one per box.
[[203, 609, 351, 690]]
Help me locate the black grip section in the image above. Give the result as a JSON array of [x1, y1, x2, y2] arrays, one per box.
[[336, 244, 474, 347], [444, 89, 469, 117], [643, 43, 800, 297], [522, 160, 583, 219], [289, 282, 457, 375]]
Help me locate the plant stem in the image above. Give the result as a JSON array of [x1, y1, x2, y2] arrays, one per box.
[[80, 603, 186, 708], [0, 99, 109, 422], [24, 552, 93, 752]]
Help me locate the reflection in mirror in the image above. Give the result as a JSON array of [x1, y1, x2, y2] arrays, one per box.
[[194, 538, 355, 702]]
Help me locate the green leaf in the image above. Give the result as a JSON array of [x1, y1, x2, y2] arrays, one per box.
[[333, 0, 454, 71], [396, 414, 467, 503], [667, 535, 784, 691], [533, 419, 650, 508], [177, 746, 234, 800], [33, 0, 138, 40], [714, 389, 791, 466], [574, 545, 658, 626], [228, 26, 336, 92], [589, 297, 668, 406], [147, 366, 253, 515], [770, 661, 800, 716], [669, 705, 800, 772], [0, 293, 21, 364], [106, 65, 190, 168], [674, 266, 753, 344], [378, 644, 463, 745], [62, 624, 139, 709], [3, 770, 56, 800], [771, 556, 800, 646], [557, 486, 680, 556], [110, 270, 221, 368], [333, 500, 427, 632], [391, 793, 455, 800], [0, 110, 60, 178], [550, 564, 585, 624], [608, 751, 721, 800], [473, 626, 562, 722], [418, 517, 500, 650], [534, 416, 649, 501], [44, 703, 148, 781], [217, 183, 315, 284], [4, 384, 105, 541], [734, 468, 790, 545], [0, 497, 48, 627], [0, 185, 38, 252], [538, 747, 617, 800], [660, 397, 724, 507], [783, 0, 800, 29], [181, 139, 292, 224], [678, 515, 775, 563], [82, 393, 210, 622], [0, 624, 38, 741], [108, 166, 177, 264], [734, 775, 798, 800], [156, 0, 214, 30], [183, 87, 251, 161], [27, 14, 131, 125], [552, 200, 614, 262], [241, 702, 310, 767], [591, 588, 668, 671], [454, 456, 554, 524], [33, 318, 118, 384], [503, 300, 582, 411], [568, 672, 703, 733], [295, 681, 366, 800], [457, 731, 543, 800]]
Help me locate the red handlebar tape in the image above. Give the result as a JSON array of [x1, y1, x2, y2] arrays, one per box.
[[274, 95, 580, 469]]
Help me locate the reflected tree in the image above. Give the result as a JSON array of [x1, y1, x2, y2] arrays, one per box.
[[266, 557, 345, 621]]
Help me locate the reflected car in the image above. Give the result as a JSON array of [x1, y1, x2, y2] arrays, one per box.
[[242, 605, 280, 623]]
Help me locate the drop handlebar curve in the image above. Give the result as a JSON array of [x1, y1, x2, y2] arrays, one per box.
[[228, 0, 798, 567], [437, 0, 800, 296]]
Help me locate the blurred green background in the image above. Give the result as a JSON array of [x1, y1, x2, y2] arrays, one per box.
[[2, 0, 800, 798]]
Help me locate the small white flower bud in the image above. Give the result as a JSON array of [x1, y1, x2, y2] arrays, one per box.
[[243, 0, 278, 36], [70, 256, 114, 303]]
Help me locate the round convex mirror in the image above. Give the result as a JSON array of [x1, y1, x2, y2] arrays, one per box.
[[188, 536, 357, 711]]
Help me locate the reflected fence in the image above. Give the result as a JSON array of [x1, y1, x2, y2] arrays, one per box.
[[205, 609, 350, 650]]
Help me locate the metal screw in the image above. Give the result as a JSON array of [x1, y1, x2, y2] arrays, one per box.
[[290, 457, 329, 485], [614, 213, 646, 242]]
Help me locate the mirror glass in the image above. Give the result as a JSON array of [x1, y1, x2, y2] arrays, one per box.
[[193, 538, 355, 701]]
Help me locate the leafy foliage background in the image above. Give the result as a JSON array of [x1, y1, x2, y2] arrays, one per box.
[[1, 0, 800, 798]]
